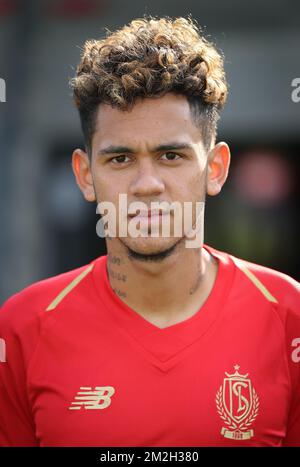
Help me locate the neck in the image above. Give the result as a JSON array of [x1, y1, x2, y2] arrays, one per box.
[[105, 239, 218, 328]]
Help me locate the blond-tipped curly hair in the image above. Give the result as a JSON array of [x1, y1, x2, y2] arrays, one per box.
[[71, 16, 228, 154]]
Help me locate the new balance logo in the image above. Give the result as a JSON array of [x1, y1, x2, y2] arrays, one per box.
[[69, 386, 115, 410], [0, 338, 6, 362]]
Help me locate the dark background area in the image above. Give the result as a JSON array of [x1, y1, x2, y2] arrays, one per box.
[[0, 0, 299, 303]]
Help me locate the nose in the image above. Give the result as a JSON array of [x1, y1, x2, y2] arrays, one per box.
[[129, 160, 165, 198]]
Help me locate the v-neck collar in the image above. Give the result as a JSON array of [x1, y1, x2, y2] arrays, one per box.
[[92, 244, 235, 371]]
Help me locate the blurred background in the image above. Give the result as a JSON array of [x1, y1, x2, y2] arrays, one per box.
[[0, 0, 299, 303]]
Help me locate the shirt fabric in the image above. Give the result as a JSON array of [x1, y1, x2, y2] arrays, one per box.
[[0, 244, 299, 447]]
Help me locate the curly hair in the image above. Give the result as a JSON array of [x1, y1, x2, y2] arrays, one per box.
[[71, 16, 228, 155]]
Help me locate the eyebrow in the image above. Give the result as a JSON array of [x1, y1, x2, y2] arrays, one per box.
[[96, 142, 194, 156]]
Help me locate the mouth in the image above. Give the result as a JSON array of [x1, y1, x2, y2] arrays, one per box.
[[128, 209, 169, 220]]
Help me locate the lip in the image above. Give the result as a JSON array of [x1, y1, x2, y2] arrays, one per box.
[[128, 210, 169, 219]]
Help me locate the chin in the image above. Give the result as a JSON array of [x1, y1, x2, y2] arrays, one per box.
[[120, 236, 182, 256]]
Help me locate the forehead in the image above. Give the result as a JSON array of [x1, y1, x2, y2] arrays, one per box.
[[92, 93, 202, 149]]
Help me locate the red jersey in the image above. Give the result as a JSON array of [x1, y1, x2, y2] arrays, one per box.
[[0, 245, 299, 447]]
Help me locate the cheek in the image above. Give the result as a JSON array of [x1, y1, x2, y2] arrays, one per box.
[[92, 176, 115, 202], [191, 163, 207, 193], [172, 168, 206, 202]]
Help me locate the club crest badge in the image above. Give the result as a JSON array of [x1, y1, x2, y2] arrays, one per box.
[[216, 365, 259, 440]]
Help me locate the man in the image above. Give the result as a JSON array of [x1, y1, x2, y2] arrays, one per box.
[[0, 16, 299, 447]]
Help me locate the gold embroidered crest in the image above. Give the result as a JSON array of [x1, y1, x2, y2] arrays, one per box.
[[216, 365, 259, 440]]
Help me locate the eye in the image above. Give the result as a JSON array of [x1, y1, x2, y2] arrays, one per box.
[[109, 155, 131, 164], [160, 152, 182, 161]]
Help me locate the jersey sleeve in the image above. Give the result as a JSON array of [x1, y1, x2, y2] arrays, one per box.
[[283, 296, 300, 446], [232, 256, 300, 446], [0, 294, 39, 446]]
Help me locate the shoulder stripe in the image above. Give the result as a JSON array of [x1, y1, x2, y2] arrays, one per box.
[[45, 263, 94, 311], [231, 256, 278, 303]]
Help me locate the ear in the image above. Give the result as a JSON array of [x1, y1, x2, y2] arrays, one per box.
[[72, 148, 96, 202], [206, 142, 231, 196]]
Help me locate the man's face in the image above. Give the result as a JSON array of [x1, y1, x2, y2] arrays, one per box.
[[73, 92, 231, 258], [89, 93, 209, 256]]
